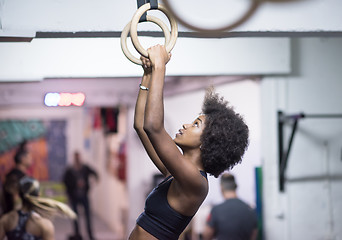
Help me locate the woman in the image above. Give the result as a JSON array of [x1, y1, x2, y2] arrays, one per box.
[[0, 176, 76, 240], [129, 45, 249, 240], [1, 141, 32, 214]]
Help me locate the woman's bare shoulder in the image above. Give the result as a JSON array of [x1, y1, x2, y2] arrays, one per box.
[[1, 211, 18, 223], [30, 213, 54, 235], [31, 212, 51, 224], [0, 210, 18, 231]]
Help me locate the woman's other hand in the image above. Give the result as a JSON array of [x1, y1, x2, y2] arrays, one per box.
[[141, 56, 152, 75]]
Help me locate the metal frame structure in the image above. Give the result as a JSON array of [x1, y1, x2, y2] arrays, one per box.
[[277, 111, 342, 192]]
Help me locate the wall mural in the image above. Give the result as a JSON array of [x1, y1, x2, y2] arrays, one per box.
[[0, 120, 67, 183]]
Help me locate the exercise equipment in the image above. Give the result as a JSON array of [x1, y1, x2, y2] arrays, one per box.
[[278, 111, 342, 191], [130, 3, 178, 58], [121, 15, 171, 65], [121, 1, 178, 65], [162, 0, 261, 35]]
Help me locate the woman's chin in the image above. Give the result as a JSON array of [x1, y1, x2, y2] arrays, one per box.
[[174, 139, 181, 147]]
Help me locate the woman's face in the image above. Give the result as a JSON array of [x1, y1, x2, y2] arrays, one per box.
[[174, 115, 206, 149], [22, 152, 33, 168]]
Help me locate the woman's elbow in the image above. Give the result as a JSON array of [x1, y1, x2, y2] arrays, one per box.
[[133, 123, 145, 135], [143, 121, 162, 135], [133, 122, 140, 131], [143, 122, 153, 134]]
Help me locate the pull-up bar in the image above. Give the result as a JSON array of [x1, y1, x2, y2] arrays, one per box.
[[278, 111, 342, 192]]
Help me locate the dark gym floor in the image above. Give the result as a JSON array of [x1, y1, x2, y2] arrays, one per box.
[[54, 212, 121, 240]]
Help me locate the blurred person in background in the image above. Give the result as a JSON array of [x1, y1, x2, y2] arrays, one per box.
[[0, 176, 76, 240], [63, 151, 99, 240], [203, 173, 258, 240], [1, 141, 32, 214]]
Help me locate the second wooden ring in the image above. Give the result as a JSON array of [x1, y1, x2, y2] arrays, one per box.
[[121, 15, 171, 65], [130, 3, 178, 58]]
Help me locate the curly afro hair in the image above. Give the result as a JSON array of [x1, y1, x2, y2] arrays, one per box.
[[200, 88, 249, 178]]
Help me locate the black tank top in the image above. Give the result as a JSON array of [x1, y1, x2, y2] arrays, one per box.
[[137, 171, 207, 240], [6, 211, 42, 240]]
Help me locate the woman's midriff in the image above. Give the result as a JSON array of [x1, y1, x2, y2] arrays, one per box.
[[129, 225, 158, 240]]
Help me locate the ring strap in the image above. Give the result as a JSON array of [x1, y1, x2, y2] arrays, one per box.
[[149, 0, 158, 9], [137, 0, 159, 22], [137, 0, 147, 22]]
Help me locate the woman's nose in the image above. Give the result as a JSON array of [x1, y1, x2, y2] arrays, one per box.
[[183, 124, 190, 129]]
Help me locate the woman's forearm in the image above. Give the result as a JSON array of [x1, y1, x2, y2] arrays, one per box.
[[134, 65, 169, 176], [144, 65, 166, 132], [134, 72, 151, 131], [143, 45, 170, 133]]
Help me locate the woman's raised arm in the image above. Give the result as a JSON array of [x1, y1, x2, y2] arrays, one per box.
[[133, 56, 169, 176], [143, 45, 204, 190]]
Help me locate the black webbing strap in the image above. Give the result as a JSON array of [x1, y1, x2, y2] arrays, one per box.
[[149, 0, 158, 9], [137, 0, 158, 22]]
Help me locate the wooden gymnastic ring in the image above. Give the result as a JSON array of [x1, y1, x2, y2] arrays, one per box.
[[130, 3, 178, 58], [121, 15, 171, 65], [162, 0, 261, 36]]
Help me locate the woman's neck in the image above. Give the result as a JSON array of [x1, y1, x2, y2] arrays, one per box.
[[183, 149, 204, 170], [21, 205, 31, 213], [16, 164, 28, 173]]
